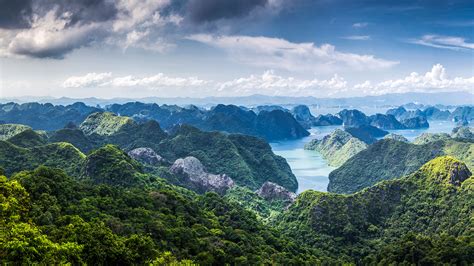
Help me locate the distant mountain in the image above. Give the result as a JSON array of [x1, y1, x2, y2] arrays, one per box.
[[3, 91, 472, 107], [0, 102, 101, 131]]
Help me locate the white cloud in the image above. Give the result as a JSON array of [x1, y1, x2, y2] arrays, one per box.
[[62, 72, 113, 88], [187, 34, 398, 72], [60, 64, 473, 97], [352, 22, 369, 28], [105, 74, 209, 88], [62, 72, 209, 90], [411, 35, 474, 50], [217, 70, 349, 97], [354, 64, 474, 95], [342, 35, 371, 41]]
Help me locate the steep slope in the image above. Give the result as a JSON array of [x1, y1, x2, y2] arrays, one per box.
[[80, 112, 134, 136], [328, 139, 474, 193], [157, 125, 298, 191], [0, 140, 86, 177], [255, 110, 310, 140], [82, 144, 144, 186], [276, 157, 473, 264], [0, 124, 32, 140], [413, 133, 451, 144], [305, 129, 368, 167], [6, 129, 47, 148]]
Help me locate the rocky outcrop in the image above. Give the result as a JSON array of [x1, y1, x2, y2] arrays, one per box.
[[448, 162, 471, 186], [256, 181, 296, 204], [291, 105, 316, 128], [170, 156, 234, 194], [128, 147, 165, 165]]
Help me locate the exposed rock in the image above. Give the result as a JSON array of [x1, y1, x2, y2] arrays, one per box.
[[169, 156, 234, 194], [128, 147, 165, 165], [448, 162, 471, 186], [256, 181, 296, 203], [384, 133, 409, 142], [291, 105, 315, 128]]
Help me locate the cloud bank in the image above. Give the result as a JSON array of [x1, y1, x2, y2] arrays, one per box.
[[62, 64, 474, 97]]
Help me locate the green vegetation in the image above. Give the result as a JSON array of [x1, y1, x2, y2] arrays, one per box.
[[157, 125, 297, 191], [276, 156, 473, 264], [7, 129, 47, 147], [413, 132, 451, 144], [328, 138, 474, 193], [224, 186, 286, 220], [1, 166, 324, 264], [305, 129, 368, 167], [0, 140, 86, 177], [80, 112, 133, 136], [0, 124, 32, 140]]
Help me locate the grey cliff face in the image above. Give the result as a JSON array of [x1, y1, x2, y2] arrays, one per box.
[[128, 147, 165, 165], [170, 156, 234, 194], [256, 181, 296, 203]]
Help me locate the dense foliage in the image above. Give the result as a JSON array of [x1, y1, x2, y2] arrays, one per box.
[[0, 166, 324, 264], [276, 156, 474, 264], [2, 116, 297, 192], [329, 138, 474, 193]]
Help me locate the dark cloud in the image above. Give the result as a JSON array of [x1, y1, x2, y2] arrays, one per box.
[[34, 0, 118, 26], [0, 0, 32, 29], [0, 0, 117, 29], [186, 0, 268, 23]]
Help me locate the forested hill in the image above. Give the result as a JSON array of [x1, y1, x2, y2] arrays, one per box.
[[276, 156, 473, 264], [0, 113, 297, 192]]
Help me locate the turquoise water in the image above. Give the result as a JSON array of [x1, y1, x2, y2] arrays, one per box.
[[271, 120, 458, 193], [270, 126, 341, 193]]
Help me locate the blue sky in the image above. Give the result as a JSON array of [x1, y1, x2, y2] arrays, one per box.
[[0, 0, 473, 98]]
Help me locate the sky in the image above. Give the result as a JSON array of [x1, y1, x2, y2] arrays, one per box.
[[0, 0, 473, 99]]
